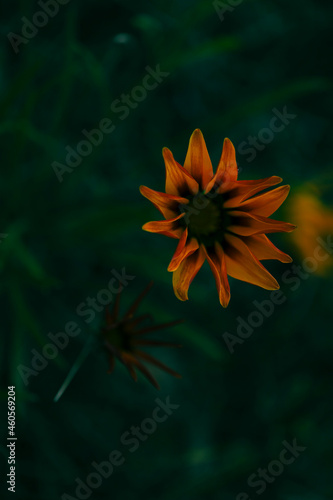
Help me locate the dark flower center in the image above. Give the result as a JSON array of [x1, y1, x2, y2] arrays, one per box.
[[180, 192, 231, 247], [103, 322, 133, 352]]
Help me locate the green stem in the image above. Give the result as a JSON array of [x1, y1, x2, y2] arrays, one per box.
[[53, 336, 96, 402]]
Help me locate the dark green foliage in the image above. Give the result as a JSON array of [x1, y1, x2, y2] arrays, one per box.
[[1, 0, 333, 499]]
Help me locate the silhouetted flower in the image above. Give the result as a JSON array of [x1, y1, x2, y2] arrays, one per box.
[[101, 282, 182, 389], [289, 187, 333, 275], [140, 129, 295, 307]]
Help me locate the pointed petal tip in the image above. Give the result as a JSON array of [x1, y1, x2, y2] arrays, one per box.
[[139, 185, 149, 197], [221, 297, 231, 308], [223, 137, 235, 148], [271, 176, 283, 184], [189, 128, 205, 143], [162, 147, 173, 163], [162, 146, 172, 157], [152, 381, 160, 390], [268, 176, 283, 184], [175, 292, 189, 302], [269, 279, 280, 290], [173, 283, 190, 301], [282, 184, 291, 195], [264, 281, 280, 291]]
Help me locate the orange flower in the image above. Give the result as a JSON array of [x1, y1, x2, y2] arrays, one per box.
[[140, 129, 296, 307], [101, 282, 182, 389], [288, 188, 333, 275]]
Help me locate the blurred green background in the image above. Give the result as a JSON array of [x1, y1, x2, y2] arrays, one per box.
[[1, 0, 333, 499]]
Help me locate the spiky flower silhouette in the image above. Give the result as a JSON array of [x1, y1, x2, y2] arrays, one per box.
[[140, 129, 296, 307], [101, 282, 182, 389]]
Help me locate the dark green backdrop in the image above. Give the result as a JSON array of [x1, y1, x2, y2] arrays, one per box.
[[1, 1, 333, 499]]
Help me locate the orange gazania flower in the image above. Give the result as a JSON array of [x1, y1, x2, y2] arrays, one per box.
[[101, 282, 182, 389], [288, 188, 333, 275], [140, 129, 296, 307]]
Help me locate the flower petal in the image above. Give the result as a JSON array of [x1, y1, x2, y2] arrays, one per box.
[[172, 247, 205, 301], [208, 138, 238, 192], [183, 129, 213, 189], [124, 282, 154, 320], [169, 227, 187, 260], [140, 185, 189, 219], [203, 243, 230, 307], [241, 234, 293, 263], [133, 339, 181, 347], [228, 211, 296, 236], [132, 319, 183, 336], [168, 229, 199, 272], [136, 350, 182, 379], [224, 234, 280, 290], [142, 213, 185, 239], [233, 185, 291, 217], [163, 147, 199, 196], [222, 176, 282, 204], [205, 138, 238, 193], [122, 353, 160, 389], [124, 362, 138, 382]]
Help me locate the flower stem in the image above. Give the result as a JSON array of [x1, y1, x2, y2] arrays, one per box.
[[53, 336, 96, 402]]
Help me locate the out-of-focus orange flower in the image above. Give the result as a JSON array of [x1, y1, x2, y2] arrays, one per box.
[[101, 282, 182, 389], [140, 129, 295, 307], [288, 189, 333, 275]]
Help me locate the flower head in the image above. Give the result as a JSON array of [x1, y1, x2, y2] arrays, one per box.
[[101, 282, 182, 389], [140, 129, 296, 307], [288, 187, 333, 275]]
